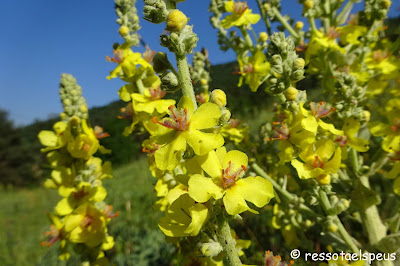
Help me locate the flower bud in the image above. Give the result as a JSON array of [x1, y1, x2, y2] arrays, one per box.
[[200, 79, 208, 86], [201, 241, 223, 258], [166, 9, 188, 32], [327, 223, 338, 232], [294, 21, 304, 31], [153, 52, 171, 73], [211, 89, 227, 107], [382, 0, 391, 9], [263, 3, 270, 12], [161, 72, 179, 92], [363, 111, 371, 122], [285, 87, 298, 101], [220, 109, 231, 123], [119, 26, 130, 37], [317, 174, 331, 185], [294, 58, 305, 69], [304, 0, 314, 9], [259, 32, 269, 43]]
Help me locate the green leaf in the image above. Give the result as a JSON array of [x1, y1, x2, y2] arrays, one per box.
[[350, 181, 381, 210], [376, 233, 400, 253]]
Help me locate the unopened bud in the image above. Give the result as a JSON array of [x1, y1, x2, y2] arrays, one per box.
[[363, 111, 371, 122], [285, 87, 299, 101], [382, 0, 391, 9], [263, 3, 270, 12], [317, 174, 331, 185], [201, 241, 223, 258], [211, 89, 227, 107], [153, 52, 171, 73], [304, 0, 314, 9], [220, 109, 231, 123], [294, 21, 304, 31], [161, 72, 179, 91], [294, 58, 305, 69], [119, 26, 130, 37], [166, 9, 188, 32], [327, 223, 338, 232], [259, 32, 269, 43], [200, 79, 208, 86]]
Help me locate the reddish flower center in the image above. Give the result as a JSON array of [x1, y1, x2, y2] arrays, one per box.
[[118, 103, 134, 119], [149, 87, 167, 100], [153, 105, 189, 131], [310, 101, 335, 119], [72, 187, 89, 200], [106, 49, 124, 64], [327, 27, 341, 40], [103, 205, 119, 219], [312, 156, 324, 169], [391, 118, 400, 133], [229, 119, 242, 128], [334, 135, 347, 147], [41, 225, 61, 247], [81, 215, 94, 228], [372, 50, 390, 63], [266, 122, 289, 141], [233, 1, 248, 15], [222, 161, 246, 189]]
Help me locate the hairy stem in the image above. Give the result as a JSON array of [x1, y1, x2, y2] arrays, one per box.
[[175, 53, 197, 110], [217, 216, 242, 266]]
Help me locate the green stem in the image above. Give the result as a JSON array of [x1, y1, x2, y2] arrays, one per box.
[[217, 217, 242, 266], [318, 189, 359, 253], [175, 53, 197, 110], [256, 0, 272, 36], [135, 79, 146, 95], [336, 0, 354, 26], [359, 175, 387, 247], [251, 163, 319, 218], [349, 148, 360, 174], [272, 7, 300, 41], [367, 154, 388, 177], [240, 28, 253, 50], [309, 16, 318, 32]]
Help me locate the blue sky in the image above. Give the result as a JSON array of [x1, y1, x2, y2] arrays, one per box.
[[0, 1, 398, 126]]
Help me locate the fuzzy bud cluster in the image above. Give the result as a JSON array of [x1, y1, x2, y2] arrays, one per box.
[[115, 0, 140, 46], [143, 0, 169, 24], [160, 25, 198, 55], [59, 74, 88, 121], [266, 32, 305, 94], [333, 72, 366, 119]]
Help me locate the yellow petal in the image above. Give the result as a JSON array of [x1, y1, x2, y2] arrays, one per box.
[[186, 130, 224, 156], [190, 103, 222, 130], [236, 176, 274, 208], [188, 174, 223, 203]]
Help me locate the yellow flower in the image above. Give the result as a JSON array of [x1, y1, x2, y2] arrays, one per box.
[[131, 87, 176, 116], [55, 182, 107, 216], [334, 118, 369, 152], [291, 139, 341, 181], [188, 147, 274, 215], [38, 121, 69, 153], [221, 1, 260, 29], [305, 28, 345, 64], [220, 119, 249, 144], [106, 44, 151, 80], [64, 203, 107, 247], [238, 51, 270, 92], [67, 120, 100, 160], [338, 25, 367, 45], [152, 96, 224, 170], [158, 193, 209, 237], [365, 50, 399, 79], [300, 102, 343, 135]]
